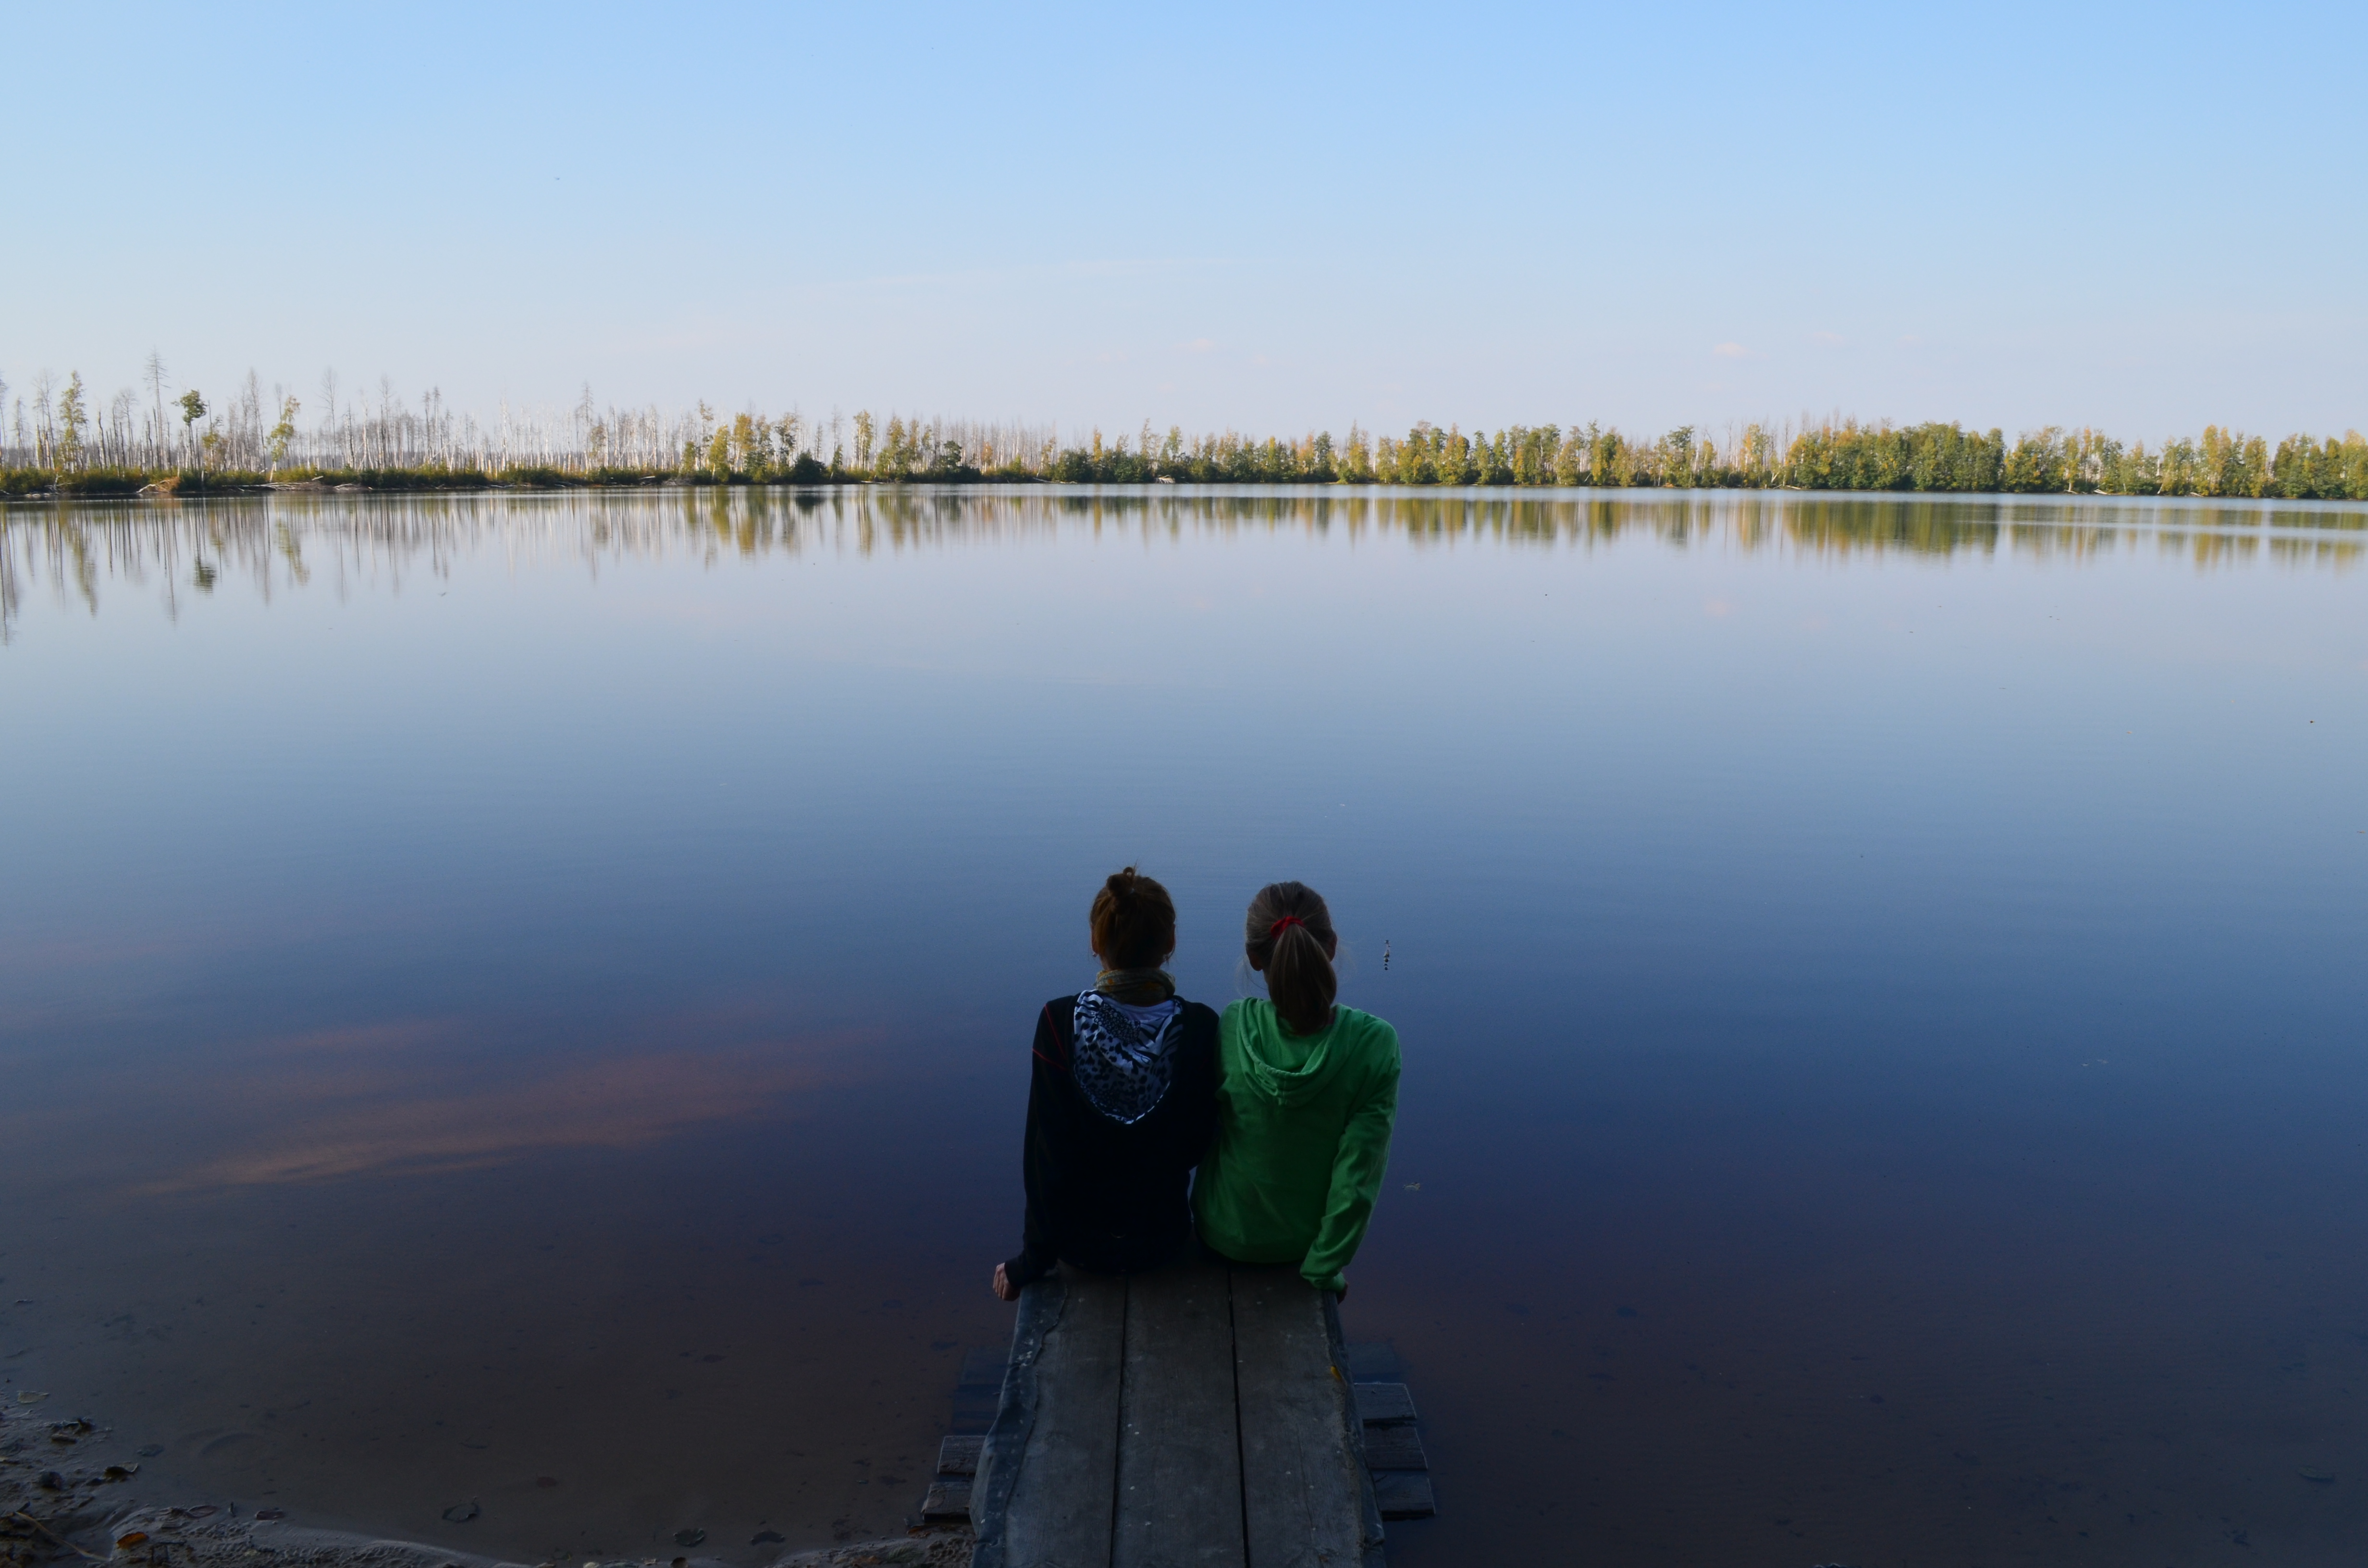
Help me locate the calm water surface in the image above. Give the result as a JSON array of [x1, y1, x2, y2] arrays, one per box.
[[3, 487, 2365, 1566]]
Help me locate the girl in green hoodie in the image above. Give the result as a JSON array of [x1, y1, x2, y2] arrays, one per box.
[[1192, 882, 1400, 1298]]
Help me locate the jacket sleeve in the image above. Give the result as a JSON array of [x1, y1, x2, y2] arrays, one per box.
[[1299, 1045, 1401, 1295], [1003, 1004, 1064, 1289]]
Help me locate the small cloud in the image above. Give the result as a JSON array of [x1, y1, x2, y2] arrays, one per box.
[[1704, 598, 1734, 618], [144, 1037, 856, 1191], [1896, 333, 1923, 348], [1179, 337, 1215, 354], [1713, 342, 1749, 359], [1811, 331, 1845, 345], [1249, 353, 1272, 367]]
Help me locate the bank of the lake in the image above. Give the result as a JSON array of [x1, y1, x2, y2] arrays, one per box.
[[0, 1396, 969, 1568], [7, 414, 2368, 501], [0, 468, 755, 501]]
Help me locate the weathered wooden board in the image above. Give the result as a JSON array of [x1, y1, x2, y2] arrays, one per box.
[[1357, 1424, 1426, 1473], [921, 1478, 973, 1522], [1112, 1257, 1245, 1568], [971, 1266, 1127, 1568], [1369, 1470, 1436, 1521], [1350, 1383, 1417, 1425], [972, 1260, 1394, 1567], [1231, 1266, 1387, 1568], [937, 1434, 984, 1477]]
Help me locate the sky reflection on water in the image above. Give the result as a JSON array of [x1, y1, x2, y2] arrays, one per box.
[[2, 487, 2364, 1566]]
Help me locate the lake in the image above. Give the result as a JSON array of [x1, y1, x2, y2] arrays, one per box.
[[3, 485, 2365, 1566]]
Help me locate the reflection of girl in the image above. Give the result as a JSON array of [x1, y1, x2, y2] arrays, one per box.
[[1193, 882, 1400, 1300], [992, 869, 1219, 1300]]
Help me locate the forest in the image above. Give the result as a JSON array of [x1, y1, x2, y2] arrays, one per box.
[[3, 362, 2365, 501]]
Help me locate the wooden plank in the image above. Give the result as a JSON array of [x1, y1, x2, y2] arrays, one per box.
[[1321, 1296, 1391, 1562], [1370, 1472, 1435, 1521], [1112, 1255, 1244, 1568], [919, 1478, 972, 1522], [1231, 1266, 1386, 1568], [1357, 1425, 1426, 1473], [1350, 1383, 1416, 1425], [970, 1265, 1128, 1568], [936, 1434, 983, 1477]]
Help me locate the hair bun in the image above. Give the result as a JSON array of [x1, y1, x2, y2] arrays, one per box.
[[1091, 868, 1176, 970]]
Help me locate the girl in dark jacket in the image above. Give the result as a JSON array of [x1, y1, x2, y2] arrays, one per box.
[[992, 868, 1220, 1298]]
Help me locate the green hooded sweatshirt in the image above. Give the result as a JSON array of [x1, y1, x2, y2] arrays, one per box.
[[1192, 998, 1400, 1294]]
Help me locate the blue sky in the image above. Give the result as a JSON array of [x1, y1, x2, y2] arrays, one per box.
[[6, 0, 2362, 440]]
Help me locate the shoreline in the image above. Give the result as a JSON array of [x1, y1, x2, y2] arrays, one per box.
[[1, 1399, 969, 1568], [13, 452, 2368, 507], [7, 474, 2368, 511], [7, 415, 2366, 500]]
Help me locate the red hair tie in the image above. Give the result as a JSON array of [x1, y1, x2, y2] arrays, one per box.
[[1268, 916, 1305, 939]]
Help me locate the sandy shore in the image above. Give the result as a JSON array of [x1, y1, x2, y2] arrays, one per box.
[[1, 1399, 969, 1568]]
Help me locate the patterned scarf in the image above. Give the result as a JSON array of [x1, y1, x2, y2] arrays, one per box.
[[1072, 981, 1183, 1125]]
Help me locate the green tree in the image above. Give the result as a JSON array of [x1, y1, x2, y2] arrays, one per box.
[[2196, 426, 2267, 497], [1662, 426, 1697, 488], [266, 395, 301, 468], [2001, 427, 2070, 492], [55, 372, 88, 470], [176, 389, 208, 466], [733, 412, 768, 471], [878, 416, 912, 479], [1340, 425, 1373, 482]]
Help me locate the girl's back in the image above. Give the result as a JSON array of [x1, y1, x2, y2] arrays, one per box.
[[996, 868, 1218, 1296], [1191, 883, 1400, 1295], [1015, 988, 1218, 1276]]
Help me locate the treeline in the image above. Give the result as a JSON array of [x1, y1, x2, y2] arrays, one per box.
[[1032, 420, 2368, 499], [0, 466, 719, 499], [4, 360, 2365, 500], [0, 363, 1037, 483], [11, 419, 2366, 501]]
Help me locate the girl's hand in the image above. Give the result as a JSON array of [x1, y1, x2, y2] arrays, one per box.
[[992, 1262, 1020, 1302], [1334, 1279, 1348, 1303]]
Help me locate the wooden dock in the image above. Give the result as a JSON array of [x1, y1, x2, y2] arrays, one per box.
[[966, 1254, 1389, 1568]]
